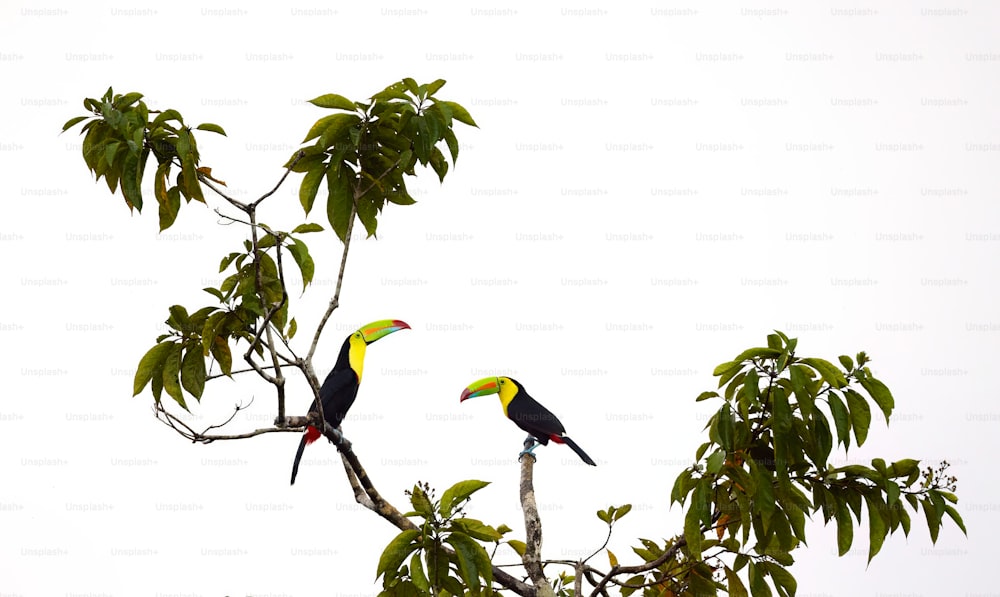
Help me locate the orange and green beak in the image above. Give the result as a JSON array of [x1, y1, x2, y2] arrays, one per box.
[[461, 376, 501, 402], [359, 319, 410, 344]]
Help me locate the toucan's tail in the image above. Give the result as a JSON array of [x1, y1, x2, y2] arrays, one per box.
[[290, 434, 309, 485], [563, 436, 596, 466]]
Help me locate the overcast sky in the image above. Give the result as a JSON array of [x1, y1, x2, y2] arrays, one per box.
[[2, 1, 995, 596]]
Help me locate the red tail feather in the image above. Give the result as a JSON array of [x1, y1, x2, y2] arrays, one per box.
[[304, 425, 321, 444]]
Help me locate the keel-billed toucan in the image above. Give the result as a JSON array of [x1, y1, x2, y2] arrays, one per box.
[[460, 376, 596, 466], [290, 319, 410, 485]]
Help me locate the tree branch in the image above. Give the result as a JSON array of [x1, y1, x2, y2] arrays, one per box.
[[520, 438, 555, 597]]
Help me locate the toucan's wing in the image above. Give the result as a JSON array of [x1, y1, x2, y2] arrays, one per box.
[[507, 393, 566, 443], [316, 367, 360, 427]]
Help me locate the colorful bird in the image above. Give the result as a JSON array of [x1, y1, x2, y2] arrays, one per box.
[[291, 319, 410, 484], [460, 376, 596, 466]]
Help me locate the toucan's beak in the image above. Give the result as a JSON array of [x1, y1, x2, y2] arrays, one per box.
[[359, 319, 410, 344], [461, 376, 500, 402]]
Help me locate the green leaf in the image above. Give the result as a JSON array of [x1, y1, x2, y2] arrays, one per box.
[[684, 501, 703, 559], [613, 503, 632, 521], [859, 376, 894, 423], [287, 318, 297, 340], [356, 196, 379, 238], [845, 389, 872, 446], [506, 540, 526, 556], [112, 92, 144, 109], [376, 529, 421, 581], [450, 518, 502, 542], [764, 562, 797, 597], [827, 391, 851, 449], [748, 561, 772, 597], [62, 115, 90, 132], [326, 163, 354, 242], [440, 480, 490, 519], [439, 100, 477, 127], [713, 360, 739, 376], [210, 336, 233, 376], [726, 565, 749, 597], [800, 357, 848, 389], [195, 122, 227, 136], [444, 532, 483, 595], [308, 93, 357, 111], [838, 354, 854, 371], [864, 493, 888, 563], [943, 504, 967, 536], [298, 163, 326, 215], [442, 126, 460, 163], [120, 149, 143, 212], [162, 342, 186, 410], [408, 552, 429, 593], [134, 342, 174, 396], [424, 78, 447, 97], [596, 509, 610, 524], [707, 449, 726, 475], [287, 239, 315, 288], [733, 347, 782, 363], [890, 458, 920, 479], [319, 113, 362, 149], [789, 364, 815, 418], [749, 458, 776, 526], [292, 223, 324, 234], [409, 486, 434, 519], [180, 344, 206, 399], [919, 497, 941, 543], [696, 391, 719, 402], [835, 494, 854, 556]]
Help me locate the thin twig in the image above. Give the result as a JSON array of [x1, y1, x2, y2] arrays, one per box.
[[251, 150, 305, 209]]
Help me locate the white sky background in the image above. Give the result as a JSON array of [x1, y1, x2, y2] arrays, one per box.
[[1, 1, 996, 596]]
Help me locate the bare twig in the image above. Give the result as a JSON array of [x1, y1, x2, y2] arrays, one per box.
[[307, 202, 357, 365], [154, 401, 302, 443], [251, 150, 305, 209]]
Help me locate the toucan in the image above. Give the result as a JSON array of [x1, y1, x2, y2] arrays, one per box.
[[290, 319, 410, 485], [460, 376, 596, 466]]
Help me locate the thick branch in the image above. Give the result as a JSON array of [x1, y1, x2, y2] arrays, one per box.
[[520, 439, 554, 597]]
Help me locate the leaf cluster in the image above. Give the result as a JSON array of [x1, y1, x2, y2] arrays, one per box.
[[663, 331, 965, 597], [63, 86, 226, 230], [290, 78, 477, 241], [133, 224, 323, 409], [378, 480, 514, 596]]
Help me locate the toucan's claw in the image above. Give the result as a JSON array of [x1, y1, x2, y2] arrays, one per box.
[[518, 436, 540, 461]]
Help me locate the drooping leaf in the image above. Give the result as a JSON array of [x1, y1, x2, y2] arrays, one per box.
[[826, 391, 851, 449], [835, 494, 854, 555], [326, 162, 355, 242], [286, 239, 315, 289], [445, 532, 484, 595], [859, 376, 895, 423], [134, 342, 175, 396], [210, 336, 233, 376], [864, 493, 888, 563], [161, 342, 186, 410], [845, 389, 872, 446], [180, 343, 207, 399]]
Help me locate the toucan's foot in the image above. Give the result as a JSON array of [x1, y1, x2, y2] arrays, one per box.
[[519, 436, 540, 462], [324, 424, 352, 450]]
